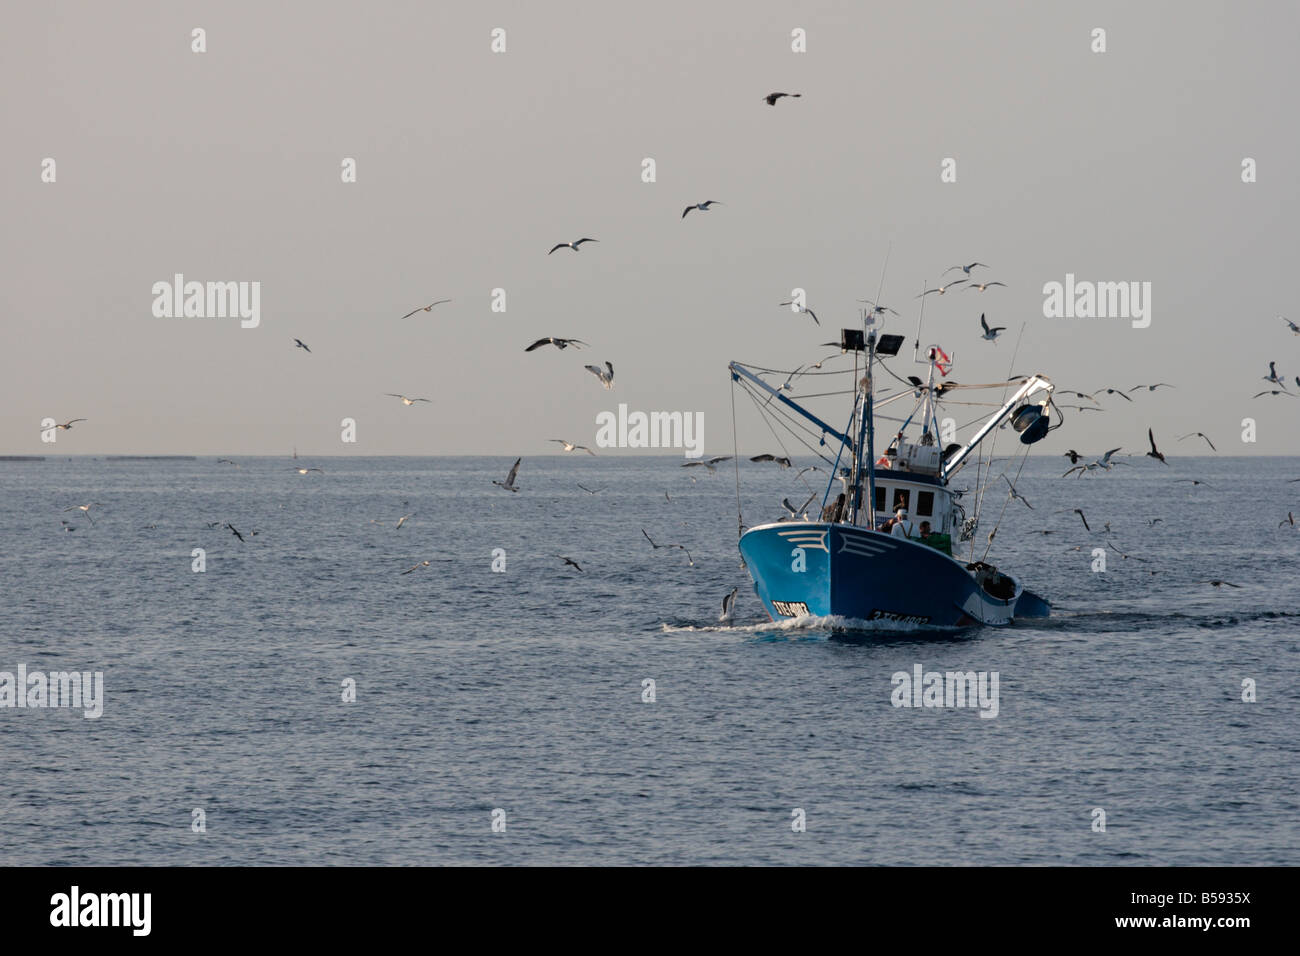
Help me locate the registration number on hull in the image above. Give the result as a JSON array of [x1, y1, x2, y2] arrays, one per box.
[[772, 600, 810, 617]]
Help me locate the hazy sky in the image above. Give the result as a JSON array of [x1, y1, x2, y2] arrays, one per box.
[[4, 1, 1298, 458]]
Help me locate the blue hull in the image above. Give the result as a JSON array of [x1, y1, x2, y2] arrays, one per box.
[[739, 522, 1050, 629]]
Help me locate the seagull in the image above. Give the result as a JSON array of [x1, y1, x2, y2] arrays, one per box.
[[550, 439, 596, 456], [290, 467, 324, 474], [917, 280, 966, 297], [293, 338, 311, 353], [944, 263, 988, 276], [45, 418, 87, 431], [780, 492, 819, 519], [749, 454, 792, 468], [556, 555, 584, 572], [1177, 432, 1216, 451], [1063, 450, 1082, 465], [400, 299, 451, 319], [795, 465, 826, 481], [525, 337, 587, 352], [1262, 361, 1288, 388], [1107, 541, 1148, 563], [966, 281, 1006, 292], [858, 300, 899, 316], [1173, 479, 1213, 487], [1252, 389, 1296, 398], [394, 514, 413, 529], [1060, 391, 1098, 402], [223, 522, 244, 543], [548, 238, 598, 254], [63, 503, 101, 524], [1062, 447, 1124, 477], [682, 456, 732, 473], [59, 520, 76, 532], [1280, 512, 1295, 528], [216, 458, 240, 467], [401, 560, 432, 575], [641, 528, 694, 565], [1281, 316, 1300, 334], [979, 313, 1005, 342], [1128, 383, 1175, 392], [1000, 475, 1032, 509], [1203, 580, 1241, 588], [1072, 508, 1090, 531], [584, 361, 615, 389], [763, 92, 801, 105], [1148, 517, 1163, 526], [385, 394, 431, 406], [682, 200, 722, 218], [1145, 428, 1168, 465], [493, 457, 522, 492], [1097, 387, 1134, 402], [720, 587, 738, 623], [777, 301, 819, 325], [576, 483, 602, 495]]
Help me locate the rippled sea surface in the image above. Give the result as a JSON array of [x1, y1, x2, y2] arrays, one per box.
[[2, 454, 1297, 865]]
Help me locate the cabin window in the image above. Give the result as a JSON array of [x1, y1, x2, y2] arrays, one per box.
[[917, 491, 934, 517], [874, 486, 886, 512], [891, 489, 910, 512]]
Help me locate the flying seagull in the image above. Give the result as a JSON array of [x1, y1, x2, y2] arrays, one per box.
[[1145, 428, 1168, 465], [641, 528, 694, 565], [223, 522, 244, 543], [1281, 316, 1300, 334], [1107, 541, 1148, 563], [1203, 580, 1241, 588], [1063, 450, 1082, 465], [400, 299, 451, 319], [64, 503, 102, 524], [763, 92, 801, 105], [394, 514, 413, 529], [525, 337, 587, 352], [750, 454, 792, 468], [290, 467, 324, 474], [293, 338, 311, 353], [401, 560, 432, 575], [944, 263, 988, 276], [682, 455, 732, 473], [550, 439, 596, 456], [966, 281, 1006, 292], [576, 483, 602, 495], [1097, 387, 1134, 402], [45, 418, 87, 431], [917, 280, 966, 297], [1252, 389, 1296, 398], [1177, 432, 1216, 451], [858, 300, 899, 317], [1262, 361, 1288, 388], [720, 587, 738, 623], [1072, 508, 1090, 531], [1000, 475, 1032, 509], [556, 555, 584, 572], [549, 238, 598, 254], [1280, 512, 1295, 528], [385, 394, 431, 405], [777, 301, 819, 325], [1129, 383, 1175, 392], [584, 361, 615, 389], [682, 200, 722, 218], [979, 313, 1005, 342], [493, 457, 522, 492], [1173, 479, 1213, 487]]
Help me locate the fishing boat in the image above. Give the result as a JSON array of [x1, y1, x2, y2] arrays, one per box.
[[728, 323, 1057, 629]]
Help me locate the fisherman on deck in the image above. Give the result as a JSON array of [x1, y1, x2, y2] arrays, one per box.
[[890, 508, 915, 539]]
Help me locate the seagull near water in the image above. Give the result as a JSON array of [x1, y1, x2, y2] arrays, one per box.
[[401, 560, 432, 575], [584, 362, 615, 389], [400, 299, 451, 319], [749, 454, 792, 468], [641, 528, 694, 566], [1145, 428, 1168, 465], [720, 587, 738, 623], [682, 200, 722, 218], [293, 338, 311, 353], [551, 439, 596, 456], [493, 458, 522, 493], [979, 313, 1005, 342], [64, 503, 102, 524], [763, 92, 801, 105], [385, 394, 431, 406], [525, 337, 587, 352], [290, 467, 324, 474], [44, 418, 87, 431], [1000, 475, 1032, 509], [682, 455, 732, 473], [548, 238, 598, 254], [556, 555, 584, 572], [1177, 432, 1217, 451]]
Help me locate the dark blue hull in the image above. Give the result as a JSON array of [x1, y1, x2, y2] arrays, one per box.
[[738, 522, 1050, 629]]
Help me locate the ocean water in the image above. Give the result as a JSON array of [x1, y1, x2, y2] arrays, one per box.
[[2, 454, 1297, 865]]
